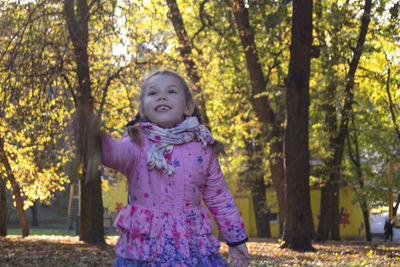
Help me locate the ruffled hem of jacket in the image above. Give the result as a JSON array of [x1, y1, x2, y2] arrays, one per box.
[[113, 204, 221, 262]]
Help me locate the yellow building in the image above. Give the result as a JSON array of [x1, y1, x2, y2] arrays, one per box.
[[230, 186, 366, 239], [102, 175, 366, 239]]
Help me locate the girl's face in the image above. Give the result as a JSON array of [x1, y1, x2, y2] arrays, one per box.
[[142, 74, 194, 128]]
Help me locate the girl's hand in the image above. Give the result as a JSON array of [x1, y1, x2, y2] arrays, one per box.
[[228, 243, 250, 267]]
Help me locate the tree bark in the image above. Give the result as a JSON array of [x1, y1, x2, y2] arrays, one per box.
[[0, 136, 30, 237], [31, 201, 39, 227], [166, 0, 210, 126], [316, 83, 340, 241], [80, 171, 91, 241], [0, 175, 7, 236], [245, 139, 271, 238], [385, 63, 400, 142], [251, 182, 271, 238], [64, 0, 104, 244], [346, 115, 372, 241], [316, 0, 372, 242], [282, 0, 314, 251], [230, 0, 286, 231], [393, 194, 400, 217]]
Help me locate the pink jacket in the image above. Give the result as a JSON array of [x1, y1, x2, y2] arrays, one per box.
[[101, 131, 247, 261]]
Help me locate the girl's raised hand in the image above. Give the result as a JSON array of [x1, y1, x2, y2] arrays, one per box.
[[227, 243, 250, 267]]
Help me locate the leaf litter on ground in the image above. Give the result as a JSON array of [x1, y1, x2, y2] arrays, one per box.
[[1, 236, 399, 266]]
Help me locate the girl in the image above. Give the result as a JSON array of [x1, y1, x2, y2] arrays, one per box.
[[101, 70, 249, 266]]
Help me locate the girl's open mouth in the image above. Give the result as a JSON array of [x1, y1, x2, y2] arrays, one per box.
[[156, 105, 171, 111]]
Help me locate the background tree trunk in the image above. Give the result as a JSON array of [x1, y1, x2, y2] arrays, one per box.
[[316, 0, 372, 242], [0, 136, 30, 237], [282, 0, 314, 251], [80, 172, 90, 241], [244, 139, 271, 238], [64, 0, 104, 244], [30, 201, 39, 227], [0, 175, 7, 236], [230, 0, 286, 231], [166, 0, 210, 126], [347, 115, 372, 241], [393, 195, 400, 217]]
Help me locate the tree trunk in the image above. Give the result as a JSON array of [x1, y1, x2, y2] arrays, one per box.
[[88, 169, 104, 243], [31, 201, 39, 227], [64, 0, 105, 244], [245, 139, 271, 238], [361, 200, 372, 241], [230, 0, 286, 230], [393, 194, 400, 217], [282, 0, 314, 251], [316, 82, 341, 241], [316, 0, 372, 242], [80, 172, 91, 241], [269, 137, 286, 233], [353, 161, 371, 241], [316, 186, 330, 241], [330, 177, 340, 240], [251, 176, 271, 238], [166, 0, 209, 126], [0, 175, 7, 236], [0, 136, 30, 237], [346, 115, 372, 241], [317, 175, 341, 242]]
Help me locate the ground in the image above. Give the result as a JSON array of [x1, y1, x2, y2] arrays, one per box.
[[1, 236, 400, 267], [3, 211, 400, 266]]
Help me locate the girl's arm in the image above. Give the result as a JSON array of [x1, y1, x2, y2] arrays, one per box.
[[202, 149, 248, 246], [101, 133, 135, 175]]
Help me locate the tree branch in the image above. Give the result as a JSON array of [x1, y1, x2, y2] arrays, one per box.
[[385, 62, 400, 141], [98, 65, 129, 118]]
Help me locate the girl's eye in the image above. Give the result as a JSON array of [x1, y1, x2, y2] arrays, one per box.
[[168, 90, 177, 94], [147, 91, 156, 96]]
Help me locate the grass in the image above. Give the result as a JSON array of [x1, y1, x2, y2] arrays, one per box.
[[7, 228, 75, 236]]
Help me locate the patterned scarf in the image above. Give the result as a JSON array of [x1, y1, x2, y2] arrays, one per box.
[[140, 117, 215, 175]]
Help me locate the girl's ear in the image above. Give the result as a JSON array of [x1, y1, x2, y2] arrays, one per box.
[[184, 101, 195, 116]]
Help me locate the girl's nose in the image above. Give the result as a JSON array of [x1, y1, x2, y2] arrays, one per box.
[[158, 94, 167, 101]]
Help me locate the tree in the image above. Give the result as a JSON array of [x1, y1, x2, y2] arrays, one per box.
[[352, 0, 400, 221], [0, 137, 29, 237], [64, 0, 105, 244], [229, 0, 286, 234], [0, 174, 6, 236], [347, 114, 372, 241], [315, 0, 372, 242], [165, 1, 271, 237], [0, 0, 70, 237], [282, 0, 314, 250], [242, 134, 271, 237], [166, 0, 209, 125]]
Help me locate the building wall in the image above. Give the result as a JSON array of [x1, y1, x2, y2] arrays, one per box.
[[102, 175, 128, 215], [228, 187, 366, 239], [102, 178, 365, 239]]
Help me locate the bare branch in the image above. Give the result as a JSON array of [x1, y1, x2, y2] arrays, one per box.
[[385, 61, 400, 141], [98, 65, 129, 118]]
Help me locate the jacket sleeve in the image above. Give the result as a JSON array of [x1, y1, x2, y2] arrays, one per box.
[[202, 148, 248, 245], [101, 133, 136, 176]]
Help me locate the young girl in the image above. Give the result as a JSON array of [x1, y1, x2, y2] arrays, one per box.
[[101, 70, 249, 266]]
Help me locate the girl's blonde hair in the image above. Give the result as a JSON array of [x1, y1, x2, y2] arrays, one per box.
[[127, 70, 225, 155]]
